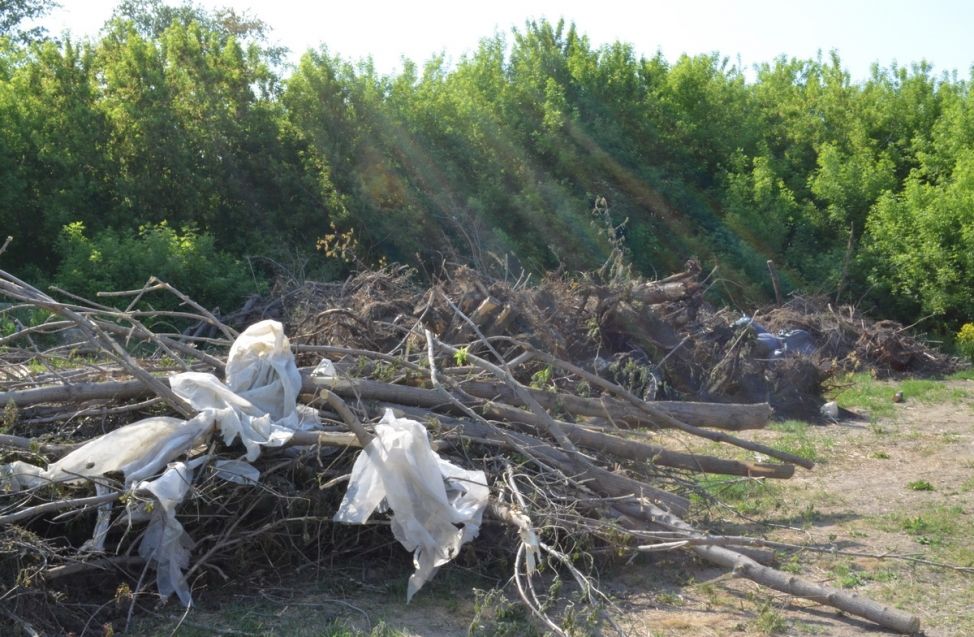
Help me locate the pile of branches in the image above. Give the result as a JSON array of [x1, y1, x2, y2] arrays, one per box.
[[230, 262, 956, 421], [0, 267, 923, 635]]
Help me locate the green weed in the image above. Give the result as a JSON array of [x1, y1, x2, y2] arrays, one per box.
[[468, 588, 540, 637], [693, 475, 783, 516], [769, 420, 830, 463], [753, 600, 787, 634]]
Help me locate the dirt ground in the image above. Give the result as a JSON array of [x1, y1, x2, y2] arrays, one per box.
[[611, 378, 974, 637], [133, 378, 974, 637]]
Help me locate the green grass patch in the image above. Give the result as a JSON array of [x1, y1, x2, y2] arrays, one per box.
[[828, 373, 897, 418], [469, 588, 541, 637], [907, 479, 935, 491], [875, 505, 968, 556], [768, 420, 831, 463], [947, 368, 974, 381], [693, 475, 784, 516], [828, 373, 972, 419], [898, 378, 970, 403], [753, 599, 787, 634], [831, 561, 898, 589]]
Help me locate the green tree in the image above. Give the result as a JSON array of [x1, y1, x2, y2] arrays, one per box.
[[862, 150, 974, 324], [0, 0, 57, 43]]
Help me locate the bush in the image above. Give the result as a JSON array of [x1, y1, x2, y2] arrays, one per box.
[[957, 323, 974, 362], [55, 221, 260, 314]]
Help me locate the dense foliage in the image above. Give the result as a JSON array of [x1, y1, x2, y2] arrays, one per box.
[[1, 2, 973, 333]]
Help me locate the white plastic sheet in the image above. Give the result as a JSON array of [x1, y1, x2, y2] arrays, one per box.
[[335, 409, 489, 601], [3, 414, 214, 490], [130, 461, 198, 606], [170, 320, 318, 462]]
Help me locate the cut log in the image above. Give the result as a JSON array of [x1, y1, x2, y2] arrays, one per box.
[[469, 397, 793, 479], [0, 379, 148, 409], [460, 380, 772, 430], [612, 500, 921, 635]]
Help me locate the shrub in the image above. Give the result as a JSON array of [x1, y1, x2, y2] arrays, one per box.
[[957, 323, 974, 362], [55, 221, 259, 314]]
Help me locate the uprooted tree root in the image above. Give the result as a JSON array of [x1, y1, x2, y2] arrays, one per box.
[[0, 265, 950, 635]]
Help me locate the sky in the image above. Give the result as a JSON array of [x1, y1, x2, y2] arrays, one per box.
[[32, 0, 974, 82]]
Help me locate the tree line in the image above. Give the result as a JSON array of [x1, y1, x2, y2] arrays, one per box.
[[1, 1, 972, 334]]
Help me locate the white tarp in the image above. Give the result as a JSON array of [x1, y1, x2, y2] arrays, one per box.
[[3, 414, 214, 490], [335, 409, 489, 601]]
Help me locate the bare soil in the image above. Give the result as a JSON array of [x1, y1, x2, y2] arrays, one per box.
[[611, 378, 974, 637]]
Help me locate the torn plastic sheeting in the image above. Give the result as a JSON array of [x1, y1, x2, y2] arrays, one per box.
[[225, 319, 314, 429], [335, 409, 489, 602], [2, 414, 214, 490], [170, 372, 295, 462], [212, 458, 261, 484], [170, 320, 318, 462], [129, 461, 199, 607], [0, 319, 322, 608]]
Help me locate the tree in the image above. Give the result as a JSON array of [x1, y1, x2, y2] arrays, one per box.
[[0, 0, 57, 43]]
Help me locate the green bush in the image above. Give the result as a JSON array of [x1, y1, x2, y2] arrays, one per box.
[[957, 323, 974, 362], [55, 221, 260, 314]]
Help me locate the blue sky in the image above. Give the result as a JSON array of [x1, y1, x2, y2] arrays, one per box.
[[35, 0, 974, 81]]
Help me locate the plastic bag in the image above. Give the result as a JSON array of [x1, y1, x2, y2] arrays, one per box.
[[335, 409, 489, 601]]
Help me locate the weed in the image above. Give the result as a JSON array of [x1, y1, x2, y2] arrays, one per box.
[[831, 561, 866, 588], [891, 505, 965, 552], [831, 561, 897, 589], [769, 420, 828, 463], [871, 451, 890, 459], [529, 366, 553, 391], [779, 553, 802, 574], [693, 475, 783, 516], [754, 600, 787, 634], [696, 581, 720, 606], [907, 480, 934, 491], [1, 400, 16, 434], [655, 591, 684, 606], [469, 588, 540, 637], [902, 515, 931, 535]]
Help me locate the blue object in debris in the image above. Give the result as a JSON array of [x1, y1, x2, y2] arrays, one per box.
[[734, 315, 815, 358]]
